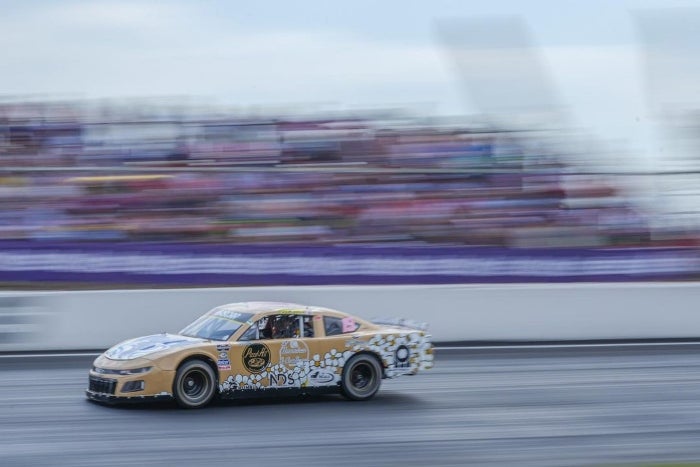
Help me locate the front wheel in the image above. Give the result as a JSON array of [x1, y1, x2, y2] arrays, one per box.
[[341, 354, 382, 401], [173, 360, 216, 409]]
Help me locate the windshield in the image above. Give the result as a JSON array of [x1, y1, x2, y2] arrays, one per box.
[[180, 308, 255, 341]]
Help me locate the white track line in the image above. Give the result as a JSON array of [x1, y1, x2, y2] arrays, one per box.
[[0, 352, 101, 359], [3, 341, 700, 359], [438, 341, 700, 351]]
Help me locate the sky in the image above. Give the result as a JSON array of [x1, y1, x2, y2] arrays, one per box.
[[2, 0, 700, 164]]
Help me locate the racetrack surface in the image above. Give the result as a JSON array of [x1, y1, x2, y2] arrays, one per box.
[[3, 345, 700, 466]]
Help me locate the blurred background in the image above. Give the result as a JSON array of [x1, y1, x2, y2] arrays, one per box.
[[2, 1, 700, 288]]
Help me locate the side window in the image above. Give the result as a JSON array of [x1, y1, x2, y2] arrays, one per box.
[[302, 315, 314, 338], [239, 315, 314, 340], [239, 318, 268, 341], [238, 317, 272, 341], [258, 317, 271, 339], [270, 315, 301, 339], [324, 316, 359, 336], [238, 325, 258, 341]]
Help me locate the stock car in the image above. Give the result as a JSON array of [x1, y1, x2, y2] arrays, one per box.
[[86, 301, 433, 408]]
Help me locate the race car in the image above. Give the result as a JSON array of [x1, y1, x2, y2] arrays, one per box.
[[86, 301, 433, 408]]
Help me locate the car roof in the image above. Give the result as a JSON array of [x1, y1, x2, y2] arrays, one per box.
[[211, 301, 345, 317]]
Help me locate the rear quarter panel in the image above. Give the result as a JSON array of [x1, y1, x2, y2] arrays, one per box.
[[341, 329, 433, 377]]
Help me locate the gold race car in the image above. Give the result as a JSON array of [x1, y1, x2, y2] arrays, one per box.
[[87, 302, 433, 408]]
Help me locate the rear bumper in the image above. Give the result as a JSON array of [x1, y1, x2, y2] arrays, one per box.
[[85, 389, 173, 404]]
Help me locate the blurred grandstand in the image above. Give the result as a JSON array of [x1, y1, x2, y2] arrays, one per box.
[[0, 100, 681, 248], [0, 100, 696, 287]]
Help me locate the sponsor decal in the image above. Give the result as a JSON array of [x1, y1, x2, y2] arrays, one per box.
[[242, 343, 270, 373], [341, 317, 357, 333], [269, 373, 296, 386], [217, 359, 231, 371], [218, 351, 228, 359], [394, 345, 410, 369], [308, 369, 335, 385], [279, 340, 309, 369], [216, 344, 230, 352], [274, 309, 306, 315], [214, 310, 254, 322]]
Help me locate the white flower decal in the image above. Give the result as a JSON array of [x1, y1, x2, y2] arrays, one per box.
[[218, 329, 434, 395]]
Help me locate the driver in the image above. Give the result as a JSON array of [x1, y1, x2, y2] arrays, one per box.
[[273, 315, 299, 338]]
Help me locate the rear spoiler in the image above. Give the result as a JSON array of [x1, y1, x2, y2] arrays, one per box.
[[371, 317, 429, 331]]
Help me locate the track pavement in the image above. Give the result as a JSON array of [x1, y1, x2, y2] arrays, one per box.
[[2, 345, 700, 466]]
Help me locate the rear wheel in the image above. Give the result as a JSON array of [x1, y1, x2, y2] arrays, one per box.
[[341, 354, 382, 401], [173, 360, 216, 409]]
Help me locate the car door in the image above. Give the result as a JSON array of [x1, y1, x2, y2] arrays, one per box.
[[225, 313, 312, 391]]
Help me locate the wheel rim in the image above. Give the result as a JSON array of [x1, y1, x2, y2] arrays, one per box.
[[182, 369, 208, 400], [350, 362, 374, 390]]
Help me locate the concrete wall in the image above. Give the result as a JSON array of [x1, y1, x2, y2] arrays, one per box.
[[1, 282, 699, 351]]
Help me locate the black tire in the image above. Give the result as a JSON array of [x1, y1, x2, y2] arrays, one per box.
[[341, 354, 382, 401], [173, 359, 216, 409]]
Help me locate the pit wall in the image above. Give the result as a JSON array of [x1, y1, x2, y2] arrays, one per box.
[[1, 283, 699, 352]]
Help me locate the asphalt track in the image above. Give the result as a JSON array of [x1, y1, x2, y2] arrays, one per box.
[[3, 345, 700, 466]]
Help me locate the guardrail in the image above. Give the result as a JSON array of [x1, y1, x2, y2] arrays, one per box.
[[1, 282, 700, 351]]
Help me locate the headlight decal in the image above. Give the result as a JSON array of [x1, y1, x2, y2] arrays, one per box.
[[93, 366, 152, 376]]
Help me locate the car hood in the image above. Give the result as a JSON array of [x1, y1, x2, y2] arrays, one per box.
[[104, 333, 206, 360]]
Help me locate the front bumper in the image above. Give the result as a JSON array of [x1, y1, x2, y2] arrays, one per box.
[[86, 389, 173, 404], [87, 363, 176, 401]]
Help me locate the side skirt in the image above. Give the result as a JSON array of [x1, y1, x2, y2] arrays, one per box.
[[218, 385, 340, 400]]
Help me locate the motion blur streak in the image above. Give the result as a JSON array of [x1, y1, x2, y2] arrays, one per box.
[[3, 347, 700, 466], [0, 101, 658, 248]]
